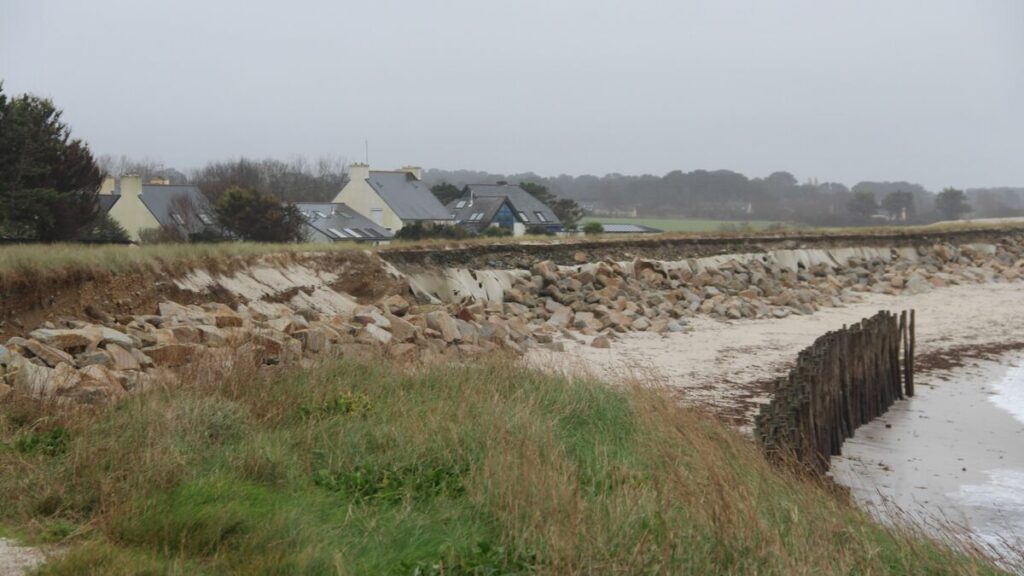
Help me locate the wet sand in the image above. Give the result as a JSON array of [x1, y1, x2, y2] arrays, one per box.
[[830, 354, 1024, 565]]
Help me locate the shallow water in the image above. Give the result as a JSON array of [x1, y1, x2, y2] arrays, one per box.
[[830, 354, 1024, 567]]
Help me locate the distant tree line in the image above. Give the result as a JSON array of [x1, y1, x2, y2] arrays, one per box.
[[422, 168, 1009, 226], [4, 81, 1010, 248]]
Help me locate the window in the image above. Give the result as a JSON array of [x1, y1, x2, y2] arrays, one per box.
[[328, 227, 348, 238], [469, 212, 485, 222], [518, 211, 529, 222], [315, 211, 327, 218], [198, 213, 214, 225], [343, 227, 362, 238], [455, 200, 467, 209], [370, 208, 384, 226], [172, 213, 186, 226], [535, 212, 548, 222]]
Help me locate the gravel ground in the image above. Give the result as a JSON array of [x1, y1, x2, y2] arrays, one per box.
[[0, 539, 45, 576]]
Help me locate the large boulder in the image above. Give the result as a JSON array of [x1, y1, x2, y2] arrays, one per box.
[[143, 344, 200, 367], [27, 329, 92, 351], [425, 311, 460, 343], [7, 337, 74, 368], [106, 343, 141, 371], [378, 295, 411, 316], [904, 273, 932, 295]]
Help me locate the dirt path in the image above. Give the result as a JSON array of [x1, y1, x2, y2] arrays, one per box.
[[532, 282, 1024, 430], [0, 539, 44, 576]]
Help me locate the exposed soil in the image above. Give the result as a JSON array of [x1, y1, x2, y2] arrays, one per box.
[[0, 268, 211, 342], [0, 250, 406, 342]]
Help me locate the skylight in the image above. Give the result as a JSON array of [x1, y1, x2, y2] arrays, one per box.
[[456, 200, 467, 209], [518, 211, 529, 222], [344, 228, 362, 238], [535, 212, 548, 222], [328, 227, 348, 238]]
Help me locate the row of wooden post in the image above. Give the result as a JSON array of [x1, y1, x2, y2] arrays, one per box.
[[754, 310, 915, 473]]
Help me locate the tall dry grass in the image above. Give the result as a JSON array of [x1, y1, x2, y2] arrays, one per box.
[[0, 353, 1008, 575]]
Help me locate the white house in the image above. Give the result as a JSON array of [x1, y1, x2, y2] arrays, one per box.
[[332, 164, 453, 233]]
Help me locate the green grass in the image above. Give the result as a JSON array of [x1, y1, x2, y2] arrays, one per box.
[[0, 355, 1004, 575], [581, 216, 787, 233]]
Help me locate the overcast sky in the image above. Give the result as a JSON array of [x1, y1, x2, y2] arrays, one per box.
[[1, 0, 1021, 189]]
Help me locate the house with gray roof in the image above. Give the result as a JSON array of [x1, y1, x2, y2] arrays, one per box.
[[332, 164, 453, 232], [294, 202, 393, 244], [99, 175, 218, 241], [447, 184, 562, 235]]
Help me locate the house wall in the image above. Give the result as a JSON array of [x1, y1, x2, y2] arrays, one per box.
[[107, 176, 160, 242], [332, 164, 405, 232]]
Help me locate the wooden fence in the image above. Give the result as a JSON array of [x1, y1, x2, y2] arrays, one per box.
[[754, 310, 915, 473]]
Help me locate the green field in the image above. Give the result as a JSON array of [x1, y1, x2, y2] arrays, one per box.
[[581, 216, 787, 233]]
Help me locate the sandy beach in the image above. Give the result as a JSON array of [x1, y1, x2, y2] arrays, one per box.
[[830, 354, 1024, 567], [536, 279, 1024, 567], [535, 281, 1024, 429]]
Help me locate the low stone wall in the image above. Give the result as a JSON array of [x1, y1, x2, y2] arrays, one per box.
[[755, 310, 915, 473], [382, 226, 1024, 269]]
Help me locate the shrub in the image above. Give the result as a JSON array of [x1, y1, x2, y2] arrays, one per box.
[[481, 226, 512, 238], [582, 222, 604, 235], [137, 226, 186, 244], [394, 222, 473, 241]]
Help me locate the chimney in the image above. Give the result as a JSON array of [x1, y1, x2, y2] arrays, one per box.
[[98, 175, 116, 195], [349, 162, 369, 184], [120, 175, 143, 198], [400, 165, 422, 180]]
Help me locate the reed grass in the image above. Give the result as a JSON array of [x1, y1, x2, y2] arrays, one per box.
[[0, 355, 1005, 575]]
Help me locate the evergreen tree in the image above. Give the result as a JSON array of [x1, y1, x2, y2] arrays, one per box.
[[214, 186, 306, 242], [0, 83, 103, 240]]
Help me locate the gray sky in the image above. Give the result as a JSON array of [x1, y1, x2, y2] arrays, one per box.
[[1, 0, 1021, 189]]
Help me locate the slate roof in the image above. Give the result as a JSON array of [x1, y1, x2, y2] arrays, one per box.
[[446, 196, 510, 228], [139, 185, 216, 234], [100, 184, 217, 235], [295, 202, 393, 241], [364, 171, 453, 222], [462, 184, 561, 227], [97, 195, 120, 212]]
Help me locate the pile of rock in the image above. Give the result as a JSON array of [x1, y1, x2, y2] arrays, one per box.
[[501, 239, 1024, 332], [1, 238, 1022, 406]]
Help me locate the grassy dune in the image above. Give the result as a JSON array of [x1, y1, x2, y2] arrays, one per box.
[[0, 356, 1002, 575], [3, 219, 1023, 281]]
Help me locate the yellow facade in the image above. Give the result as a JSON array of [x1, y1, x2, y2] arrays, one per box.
[[332, 164, 405, 232], [104, 175, 161, 241]]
